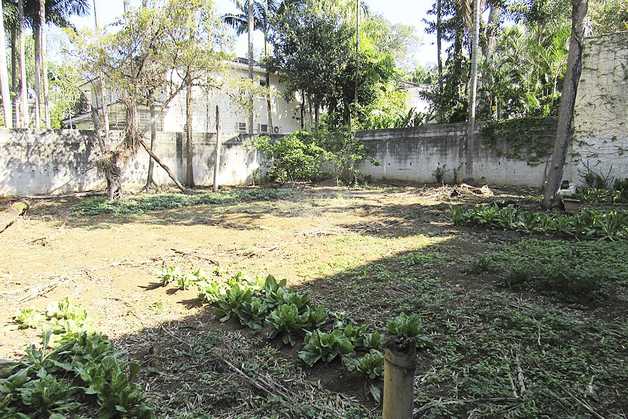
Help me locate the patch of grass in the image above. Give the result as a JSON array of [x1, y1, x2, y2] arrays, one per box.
[[72, 188, 296, 216], [470, 239, 628, 301]]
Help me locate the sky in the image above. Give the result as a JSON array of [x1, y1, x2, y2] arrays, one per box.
[[57, 0, 437, 67]]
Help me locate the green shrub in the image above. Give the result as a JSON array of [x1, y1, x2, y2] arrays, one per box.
[[254, 132, 330, 182], [266, 304, 310, 346]]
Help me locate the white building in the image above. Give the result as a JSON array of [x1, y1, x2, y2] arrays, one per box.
[[66, 59, 310, 136]]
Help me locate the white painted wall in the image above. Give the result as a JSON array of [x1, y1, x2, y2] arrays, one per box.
[[565, 32, 628, 186]]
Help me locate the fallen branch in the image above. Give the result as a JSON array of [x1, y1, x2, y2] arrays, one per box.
[[18, 276, 72, 302], [138, 138, 188, 193], [21, 190, 105, 200], [0, 202, 29, 234]]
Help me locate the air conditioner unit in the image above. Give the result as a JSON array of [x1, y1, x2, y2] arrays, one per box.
[[258, 124, 269, 133], [236, 122, 247, 132]]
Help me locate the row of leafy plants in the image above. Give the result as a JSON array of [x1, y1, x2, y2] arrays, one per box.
[[451, 204, 628, 240], [3, 299, 153, 418], [159, 266, 423, 402], [573, 179, 628, 204]]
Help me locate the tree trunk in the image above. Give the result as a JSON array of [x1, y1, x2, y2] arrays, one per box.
[[100, 80, 110, 141], [138, 138, 187, 192], [300, 91, 305, 130], [264, 1, 273, 133], [33, 28, 41, 129], [11, 29, 18, 127], [436, 0, 443, 100], [145, 103, 157, 188], [185, 74, 194, 188], [542, 0, 588, 208], [465, 0, 481, 180], [0, 0, 13, 129], [247, 0, 254, 135], [213, 105, 221, 192], [18, 0, 29, 128], [38, 0, 50, 129], [104, 153, 122, 200]]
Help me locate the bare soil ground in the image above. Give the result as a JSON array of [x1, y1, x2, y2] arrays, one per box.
[[1, 185, 626, 418]]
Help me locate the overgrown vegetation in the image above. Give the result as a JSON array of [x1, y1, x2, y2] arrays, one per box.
[[72, 188, 294, 216], [451, 204, 628, 240], [470, 239, 628, 301], [165, 268, 423, 402], [3, 301, 152, 418], [255, 130, 377, 185], [574, 178, 628, 204]]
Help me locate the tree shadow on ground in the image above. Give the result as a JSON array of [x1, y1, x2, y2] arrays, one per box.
[[108, 232, 628, 418]]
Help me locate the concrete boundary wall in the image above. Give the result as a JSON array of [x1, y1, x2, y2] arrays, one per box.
[[0, 129, 261, 196], [356, 121, 556, 187]]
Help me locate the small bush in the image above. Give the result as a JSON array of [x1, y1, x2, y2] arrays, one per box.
[[255, 132, 330, 182]]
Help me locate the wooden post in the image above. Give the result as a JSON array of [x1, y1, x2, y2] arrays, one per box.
[[213, 105, 221, 192], [383, 337, 416, 419]]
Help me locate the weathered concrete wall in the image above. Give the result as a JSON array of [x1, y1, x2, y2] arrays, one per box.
[[0, 129, 262, 196], [565, 32, 628, 185], [357, 120, 556, 186]]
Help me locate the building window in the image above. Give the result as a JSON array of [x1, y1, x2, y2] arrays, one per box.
[[259, 124, 269, 133], [237, 122, 247, 132]]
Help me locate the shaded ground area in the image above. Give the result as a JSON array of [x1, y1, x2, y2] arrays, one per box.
[[1, 185, 626, 417]]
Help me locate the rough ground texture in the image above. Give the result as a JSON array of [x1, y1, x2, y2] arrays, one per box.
[[1, 185, 626, 418]]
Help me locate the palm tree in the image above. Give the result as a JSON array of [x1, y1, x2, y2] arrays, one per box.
[[223, 0, 277, 133], [0, 0, 13, 127], [465, 0, 481, 179], [4, 0, 90, 128]]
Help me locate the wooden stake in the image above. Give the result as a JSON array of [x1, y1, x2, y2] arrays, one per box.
[[383, 337, 416, 419]]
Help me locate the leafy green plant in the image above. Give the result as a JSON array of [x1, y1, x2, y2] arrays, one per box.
[[343, 350, 385, 402], [17, 371, 79, 417], [298, 329, 354, 367], [266, 304, 309, 346], [77, 356, 152, 418], [214, 281, 255, 323], [14, 308, 44, 330], [1, 311, 153, 418], [387, 313, 422, 338]]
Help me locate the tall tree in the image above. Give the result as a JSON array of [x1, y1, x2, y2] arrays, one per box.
[[0, 0, 13, 127], [223, 0, 277, 133], [542, 0, 588, 208], [465, 0, 480, 179], [247, 0, 254, 135], [17, 0, 29, 127], [436, 0, 443, 103]]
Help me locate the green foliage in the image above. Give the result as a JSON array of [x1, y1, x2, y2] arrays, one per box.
[[451, 204, 628, 240], [574, 179, 628, 204], [266, 304, 309, 346], [255, 132, 330, 183], [470, 239, 628, 301], [387, 313, 422, 338], [72, 188, 294, 216], [14, 308, 44, 330], [159, 266, 206, 290], [1, 309, 153, 418], [298, 329, 354, 367], [480, 117, 555, 163], [343, 350, 385, 401]]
